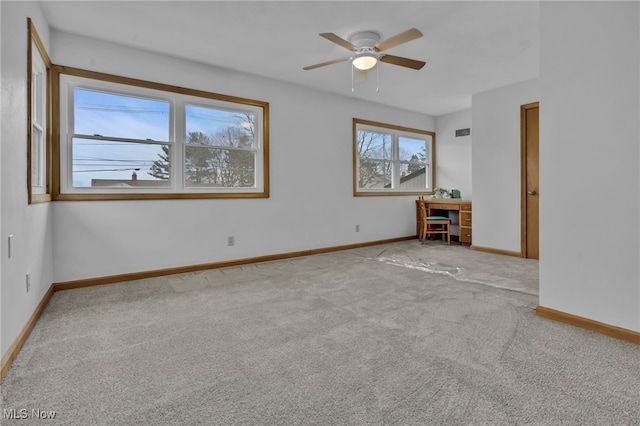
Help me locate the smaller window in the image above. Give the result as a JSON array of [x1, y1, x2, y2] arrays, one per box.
[[28, 18, 52, 203], [353, 118, 435, 196]]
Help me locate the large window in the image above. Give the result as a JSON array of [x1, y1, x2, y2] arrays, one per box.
[[54, 67, 269, 200], [28, 19, 52, 203], [353, 118, 435, 195]]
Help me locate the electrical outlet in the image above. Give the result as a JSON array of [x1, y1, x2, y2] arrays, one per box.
[[356, 224, 360, 232], [26, 273, 31, 292], [227, 236, 235, 246]]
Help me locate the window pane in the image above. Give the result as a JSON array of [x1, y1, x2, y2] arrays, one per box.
[[399, 163, 428, 189], [357, 130, 392, 160], [32, 126, 44, 189], [74, 88, 170, 141], [399, 136, 428, 189], [31, 45, 47, 194], [32, 58, 45, 124], [186, 105, 255, 148], [185, 146, 255, 188], [398, 136, 427, 163], [72, 138, 170, 188], [357, 130, 393, 188], [358, 159, 392, 189]]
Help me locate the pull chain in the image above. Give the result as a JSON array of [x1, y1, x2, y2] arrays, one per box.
[[351, 63, 355, 93]]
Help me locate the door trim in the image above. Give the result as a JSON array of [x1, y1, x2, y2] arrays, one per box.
[[520, 102, 539, 258]]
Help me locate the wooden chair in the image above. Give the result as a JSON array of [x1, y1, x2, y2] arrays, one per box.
[[418, 196, 451, 245]]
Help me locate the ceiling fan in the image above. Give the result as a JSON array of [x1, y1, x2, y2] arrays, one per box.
[[303, 28, 426, 82]]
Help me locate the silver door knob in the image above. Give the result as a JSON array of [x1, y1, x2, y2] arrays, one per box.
[[527, 190, 537, 195]]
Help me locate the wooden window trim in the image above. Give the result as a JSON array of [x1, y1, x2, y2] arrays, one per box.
[[27, 18, 52, 204], [51, 65, 270, 200], [353, 118, 436, 196]]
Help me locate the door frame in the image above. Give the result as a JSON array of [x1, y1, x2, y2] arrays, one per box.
[[520, 102, 539, 258]]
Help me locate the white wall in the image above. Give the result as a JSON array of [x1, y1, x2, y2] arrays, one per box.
[[539, 1, 640, 331], [471, 79, 539, 252], [1, 2, 55, 359], [50, 31, 436, 283], [435, 108, 472, 199], [434, 109, 472, 237]]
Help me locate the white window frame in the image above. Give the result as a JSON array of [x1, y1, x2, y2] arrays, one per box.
[[353, 118, 435, 196], [28, 19, 51, 204], [55, 68, 269, 200]]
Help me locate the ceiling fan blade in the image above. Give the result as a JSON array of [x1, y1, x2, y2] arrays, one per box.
[[320, 33, 358, 51], [374, 28, 423, 52], [303, 57, 349, 70], [380, 54, 426, 70], [354, 68, 367, 83]]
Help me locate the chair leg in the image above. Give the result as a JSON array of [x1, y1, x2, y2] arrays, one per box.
[[422, 221, 451, 245]]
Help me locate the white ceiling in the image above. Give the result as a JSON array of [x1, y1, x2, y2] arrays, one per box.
[[39, 1, 540, 117]]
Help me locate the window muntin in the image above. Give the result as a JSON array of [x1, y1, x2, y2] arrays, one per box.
[[56, 69, 268, 199], [28, 19, 52, 203], [354, 118, 435, 195]]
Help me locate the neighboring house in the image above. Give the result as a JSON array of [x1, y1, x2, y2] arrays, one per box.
[[398, 167, 426, 189], [91, 171, 168, 187], [382, 168, 427, 189]]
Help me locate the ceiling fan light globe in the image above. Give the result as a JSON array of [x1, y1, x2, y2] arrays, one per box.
[[352, 54, 377, 70]]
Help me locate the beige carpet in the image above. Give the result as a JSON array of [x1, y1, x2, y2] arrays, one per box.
[[1, 241, 638, 425]]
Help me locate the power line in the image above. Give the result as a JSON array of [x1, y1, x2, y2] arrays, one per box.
[[77, 104, 167, 114], [74, 156, 155, 163], [73, 168, 143, 173]]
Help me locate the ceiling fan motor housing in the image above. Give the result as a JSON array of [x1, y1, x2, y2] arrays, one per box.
[[349, 31, 381, 49]]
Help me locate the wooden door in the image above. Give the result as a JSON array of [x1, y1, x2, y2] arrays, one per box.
[[521, 103, 539, 259]]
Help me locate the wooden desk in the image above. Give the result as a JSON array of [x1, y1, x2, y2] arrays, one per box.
[[416, 198, 472, 245]]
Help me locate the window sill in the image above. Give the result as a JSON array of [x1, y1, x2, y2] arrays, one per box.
[[53, 192, 269, 201]]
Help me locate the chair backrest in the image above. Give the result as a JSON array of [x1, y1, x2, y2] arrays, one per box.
[[417, 196, 427, 219]]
